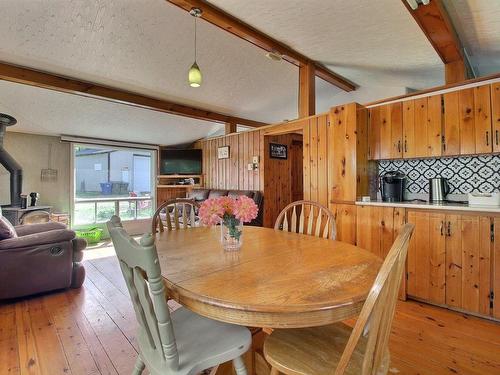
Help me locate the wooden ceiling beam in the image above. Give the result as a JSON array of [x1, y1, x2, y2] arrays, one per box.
[[167, 0, 356, 92], [0, 62, 266, 128], [402, 0, 469, 84], [299, 62, 315, 117]]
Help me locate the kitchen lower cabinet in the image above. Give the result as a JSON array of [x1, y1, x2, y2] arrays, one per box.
[[407, 210, 495, 317], [331, 203, 357, 245], [493, 218, 500, 319], [356, 205, 406, 298]]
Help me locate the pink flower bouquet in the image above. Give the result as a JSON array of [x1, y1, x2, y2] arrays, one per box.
[[199, 195, 258, 250]]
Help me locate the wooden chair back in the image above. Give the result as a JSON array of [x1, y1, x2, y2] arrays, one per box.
[[274, 200, 336, 240], [152, 198, 200, 235], [333, 223, 414, 375], [107, 216, 179, 371]]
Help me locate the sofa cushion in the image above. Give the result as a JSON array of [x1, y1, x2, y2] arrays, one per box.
[[187, 189, 210, 202], [208, 190, 228, 199], [228, 190, 254, 199], [0, 216, 17, 240]]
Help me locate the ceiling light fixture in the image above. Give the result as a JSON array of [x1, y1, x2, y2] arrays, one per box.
[[188, 7, 203, 88], [265, 50, 283, 62], [405, 0, 430, 10]]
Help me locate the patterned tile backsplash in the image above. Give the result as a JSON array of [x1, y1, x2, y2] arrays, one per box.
[[378, 155, 500, 194]]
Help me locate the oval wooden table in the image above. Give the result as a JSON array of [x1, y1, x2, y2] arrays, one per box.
[[156, 226, 382, 328]]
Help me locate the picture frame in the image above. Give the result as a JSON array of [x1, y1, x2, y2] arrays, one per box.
[[218, 145, 230, 159], [269, 143, 288, 159]]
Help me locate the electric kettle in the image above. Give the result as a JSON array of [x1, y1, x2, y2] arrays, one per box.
[[429, 177, 450, 202]]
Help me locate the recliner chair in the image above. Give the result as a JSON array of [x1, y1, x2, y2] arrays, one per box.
[[0, 211, 86, 300]]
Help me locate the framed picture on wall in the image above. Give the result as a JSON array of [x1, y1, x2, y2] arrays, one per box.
[[218, 146, 230, 159], [269, 143, 287, 159]]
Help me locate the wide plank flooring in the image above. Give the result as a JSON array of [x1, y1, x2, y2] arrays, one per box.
[[1, 242, 499, 375]]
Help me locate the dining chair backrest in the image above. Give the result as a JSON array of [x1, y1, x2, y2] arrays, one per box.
[[333, 223, 414, 375], [107, 216, 179, 371], [152, 198, 200, 235], [274, 200, 336, 240]]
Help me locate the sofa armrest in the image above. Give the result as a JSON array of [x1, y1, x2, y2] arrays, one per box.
[[0, 229, 76, 250], [15, 222, 67, 237]]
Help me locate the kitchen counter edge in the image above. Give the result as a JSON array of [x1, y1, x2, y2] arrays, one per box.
[[355, 200, 500, 214]]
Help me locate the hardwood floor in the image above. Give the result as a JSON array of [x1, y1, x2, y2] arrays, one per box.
[[1, 242, 500, 375]]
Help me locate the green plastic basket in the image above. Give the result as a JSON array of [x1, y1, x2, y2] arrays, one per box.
[[75, 227, 103, 244]]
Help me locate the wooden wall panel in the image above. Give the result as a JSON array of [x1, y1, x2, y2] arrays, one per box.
[[317, 115, 328, 207]]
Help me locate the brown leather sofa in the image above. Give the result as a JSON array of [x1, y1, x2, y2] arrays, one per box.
[[0, 220, 86, 300], [187, 189, 264, 226]]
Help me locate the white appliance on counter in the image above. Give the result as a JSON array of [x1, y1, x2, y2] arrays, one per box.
[[468, 192, 500, 207]]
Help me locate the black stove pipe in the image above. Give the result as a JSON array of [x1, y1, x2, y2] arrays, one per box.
[[0, 114, 23, 207]]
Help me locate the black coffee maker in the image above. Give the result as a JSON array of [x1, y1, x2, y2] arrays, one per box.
[[29, 192, 40, 206], [380, 171, 406, 202]]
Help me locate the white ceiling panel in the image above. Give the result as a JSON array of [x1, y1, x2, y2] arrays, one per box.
[[0, 80, 224, 145], [209, 0, 444, 89]]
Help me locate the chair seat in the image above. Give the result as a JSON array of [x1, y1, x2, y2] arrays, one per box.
[[264, 323, 376, 375], [141, 307, 252, 375]]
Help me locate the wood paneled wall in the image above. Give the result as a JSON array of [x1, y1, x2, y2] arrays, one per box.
[[195, 130, 264, 191]]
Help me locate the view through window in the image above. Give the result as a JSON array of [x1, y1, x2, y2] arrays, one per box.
[[73, 144, 155, 225]]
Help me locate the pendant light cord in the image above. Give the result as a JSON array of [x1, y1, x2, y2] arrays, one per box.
[[194, 17, 197, 62]]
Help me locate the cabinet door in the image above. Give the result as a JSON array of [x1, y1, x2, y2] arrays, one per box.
[[368, 106, 381, 160], [402, 100, 415, 158], [443, 91, 460, 156], [407, 211, 446, 304], [461, 216, 492, 316], [494, 218, 500, 319], [356, 205, 381, 256], [331, 203, 357, 245], [492, 83, 500, 153], [390, 103, 403, 159], [474, 85, 493, 153], [427, 94, 443, 157], [459, 88, 476, 154], [445, 214, 462, 307], [379, 104, 392, 160], [414, 98, 429, 157]]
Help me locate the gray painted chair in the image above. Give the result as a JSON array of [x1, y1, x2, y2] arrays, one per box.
[[107, 216, 251, 375]]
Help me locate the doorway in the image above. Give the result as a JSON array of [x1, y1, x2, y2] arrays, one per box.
[[263, 132, 303, 227]]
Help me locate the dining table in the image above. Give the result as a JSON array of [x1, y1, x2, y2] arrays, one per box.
[[156, 226, 382, 328]]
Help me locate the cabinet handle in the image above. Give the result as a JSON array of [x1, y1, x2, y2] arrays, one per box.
[[447, 221, 451, 237], [486, 131, 490, 146], [496, 130, 499, 146], [440, 221, 444, 236], [404, 139, 408, 153], [398, 140, 401, 153]]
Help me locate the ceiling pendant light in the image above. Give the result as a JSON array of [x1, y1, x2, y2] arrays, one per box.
[[188, 8, 203, 88]]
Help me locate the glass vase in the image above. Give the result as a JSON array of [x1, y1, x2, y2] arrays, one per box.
[[220, 217, 243, 251]]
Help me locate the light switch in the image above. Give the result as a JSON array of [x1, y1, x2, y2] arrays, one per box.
[[247, 163, 254, 171]]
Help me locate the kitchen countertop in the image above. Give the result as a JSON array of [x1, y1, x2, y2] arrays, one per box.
[[355, 200, 500, 214]]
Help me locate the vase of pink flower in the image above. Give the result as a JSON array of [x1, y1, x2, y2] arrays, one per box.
[[198, 195, 259, 251]]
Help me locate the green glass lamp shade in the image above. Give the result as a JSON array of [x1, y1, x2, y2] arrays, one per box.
[[188, 62, 202, 87]]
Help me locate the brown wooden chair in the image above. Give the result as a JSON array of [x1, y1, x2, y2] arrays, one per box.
[[263, 223, 415, 375], [274, 200, 336, 240], [151, 199, 200, 235]]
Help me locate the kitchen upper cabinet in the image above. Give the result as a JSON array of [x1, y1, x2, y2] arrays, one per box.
[[456, 86, 493, 155], [443, 91, 460, 156], [402, 100, 416, 158], [369, 103, 403, 160], [408, 210, 494, 317], [491, 82, 500, 153]]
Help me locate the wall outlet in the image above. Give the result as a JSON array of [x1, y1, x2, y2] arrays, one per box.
[[247, 163, 254, 171]]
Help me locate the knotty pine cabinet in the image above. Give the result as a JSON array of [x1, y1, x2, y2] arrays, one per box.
[[328, 103, 369, 203], [331, 203, 357, 245], [492, 82, 500, 153], [369, 83, 498, 160], [407, 210, 495, 318], [356, 205, 406, 299]]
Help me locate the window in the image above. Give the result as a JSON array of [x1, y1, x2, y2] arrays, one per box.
[[72, 144, 155, 225]]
